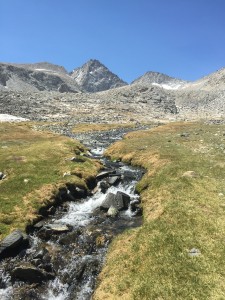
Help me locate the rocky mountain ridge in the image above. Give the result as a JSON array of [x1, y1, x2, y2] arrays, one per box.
[[131, 71, 188, 90], [0, 59, 225, 122], [0, 60, 128, 94], [0, 63, 81, 93]]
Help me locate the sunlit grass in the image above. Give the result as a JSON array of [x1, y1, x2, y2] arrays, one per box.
[[94, 122, 225, 299], [0, 122, 101, 238]]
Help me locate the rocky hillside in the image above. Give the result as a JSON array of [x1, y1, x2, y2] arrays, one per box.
[[71, 59, 127, 92], [0, 84, 177, 123], [0, 63, 81, 93], [132, 71, 188, 90], [182, 67, 225, 91]]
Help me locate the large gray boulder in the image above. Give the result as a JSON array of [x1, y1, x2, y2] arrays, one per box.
[[0, 229, 29, 259], [11, 263, 55, 283], [100, 191, 131, 211]]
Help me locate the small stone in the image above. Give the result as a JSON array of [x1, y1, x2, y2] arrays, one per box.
[[188, 248, 201, 257], [0, 172, 6, 180], [70, 156, 85, 163], [63, 171, 71, 177], [182, 171, 199, 178], [180, 132, 190, 138], [46, 224, 70, 233], [24, 178, 29, 184], [218, 193, 224, 197]]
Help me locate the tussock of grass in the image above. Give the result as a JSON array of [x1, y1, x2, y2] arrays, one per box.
[[94, 122, 225, 299], [0, 123, 101, 238]]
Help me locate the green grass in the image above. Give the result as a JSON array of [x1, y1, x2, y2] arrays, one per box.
[[0, 122, 101, 238], [94, 122, 225, 300]]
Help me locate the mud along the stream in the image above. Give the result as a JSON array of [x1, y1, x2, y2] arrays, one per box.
[[0, 127, 145, 300]]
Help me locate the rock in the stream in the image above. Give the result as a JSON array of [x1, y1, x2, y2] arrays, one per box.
[[108, 175, 121, 185], [46, 224, 71, 233], [122, 170, 136, 181], [38, 224, 71, 240], [115, 191, 131, 210], [99, 181, 110, 193], [96, 170, 116, 180], [10, 263, 55, 283], [0, 229, 29, 259], [59, 229, 81, 245], [100, 191, 131, 211]]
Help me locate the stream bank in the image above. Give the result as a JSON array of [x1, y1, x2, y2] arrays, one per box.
[[0, 126, 148, 300]]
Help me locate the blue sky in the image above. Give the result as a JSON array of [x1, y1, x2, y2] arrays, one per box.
[[1, 0, 225, 83]]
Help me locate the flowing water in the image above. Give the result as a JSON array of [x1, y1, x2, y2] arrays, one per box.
[[0, 127, 145, 300]]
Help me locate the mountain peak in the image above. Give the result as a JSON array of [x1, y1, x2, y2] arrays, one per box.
[[71, 59, 127, 93], [132, 71, 188, 90]]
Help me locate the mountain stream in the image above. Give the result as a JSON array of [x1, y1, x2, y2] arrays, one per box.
[[0, 127, 146, 300]]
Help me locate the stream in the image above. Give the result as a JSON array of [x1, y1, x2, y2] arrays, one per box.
[[0, 127, 146, 300]]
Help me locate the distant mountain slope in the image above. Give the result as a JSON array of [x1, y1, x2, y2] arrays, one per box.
[[0, 62, 81, 93], [71, 59, 127, 92], [14, 62, 68, 75], [132, 71, 188, 90], [183, 67, 225, 91]]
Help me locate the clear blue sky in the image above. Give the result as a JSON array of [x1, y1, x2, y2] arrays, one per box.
[[1, 0, 225, 83]]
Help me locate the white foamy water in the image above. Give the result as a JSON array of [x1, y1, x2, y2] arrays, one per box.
[[58, 179, 138, 227], [0, 273, 13, 300], [90, 147, 104, 156], [42, 278, 69, 300]]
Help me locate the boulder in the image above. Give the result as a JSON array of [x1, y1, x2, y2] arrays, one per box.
[[108, 175, 121, 185], [38, 224, 71, 240], [10, 263, 55, 283], [99, 181, 110, 193], [100, 193, 116, 211], [96, 170, 115, 180], [59, 229, 81, 245], [122, 170, 136, 181], [115, 191, 131, 210], [100, 191, 131, 211], [33, 220, 45, 230], [0, 229, 29, 259]]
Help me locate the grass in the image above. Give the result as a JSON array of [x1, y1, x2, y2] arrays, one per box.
[[93, 122, 225, 300], [71, 123, 136, 133], [0, 122, 101, 238]]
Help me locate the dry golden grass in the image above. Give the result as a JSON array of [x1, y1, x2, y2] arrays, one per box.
[[72, 123, 136, 133]]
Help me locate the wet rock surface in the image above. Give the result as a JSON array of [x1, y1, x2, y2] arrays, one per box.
[[0, 128, 144, 300]]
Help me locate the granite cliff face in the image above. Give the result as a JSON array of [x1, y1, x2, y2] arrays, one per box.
[[71, 59, 127, 92]]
